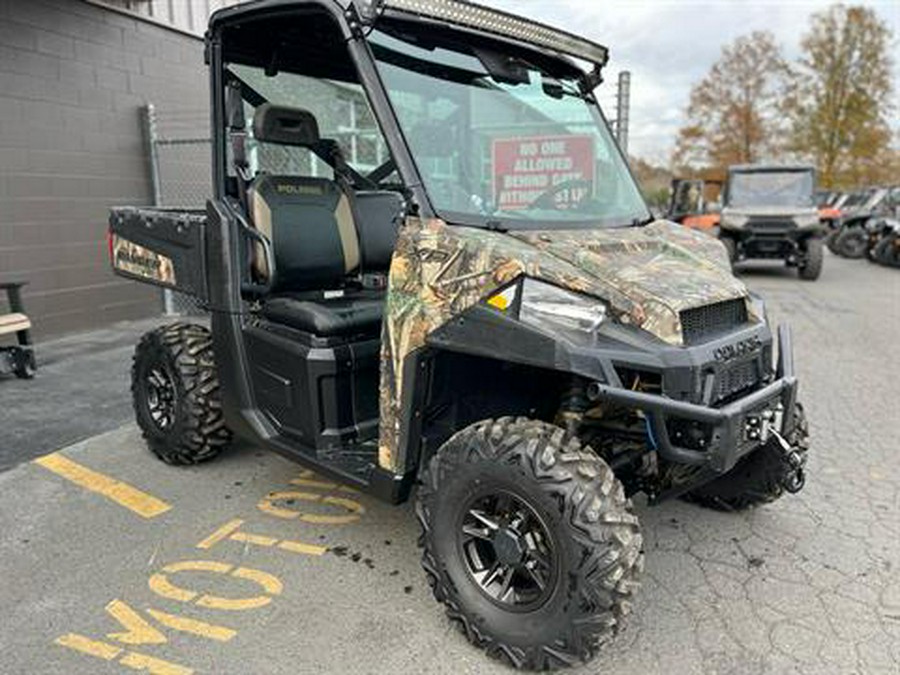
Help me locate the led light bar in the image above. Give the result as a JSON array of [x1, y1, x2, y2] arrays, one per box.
[[375, 0, 609, 67]]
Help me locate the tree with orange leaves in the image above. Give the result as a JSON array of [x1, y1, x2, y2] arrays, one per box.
[[673, 31, 790, 171]]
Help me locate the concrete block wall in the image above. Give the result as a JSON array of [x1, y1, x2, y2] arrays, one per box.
[[97, 0, 241, 37], [0, 0, 210, 337]]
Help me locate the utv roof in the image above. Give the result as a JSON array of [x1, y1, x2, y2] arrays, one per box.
[[208, 0, 610, 68], [729, 164, 815, 173]]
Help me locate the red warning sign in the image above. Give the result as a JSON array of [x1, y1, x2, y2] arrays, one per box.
[[492, 135, 595, 211]]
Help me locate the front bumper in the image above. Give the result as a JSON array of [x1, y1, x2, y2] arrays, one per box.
[[723, 223, 823, 260], [592, 324, 798, 474]]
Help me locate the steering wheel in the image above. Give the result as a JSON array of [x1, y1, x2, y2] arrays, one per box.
[[529, 179, 594, 210]]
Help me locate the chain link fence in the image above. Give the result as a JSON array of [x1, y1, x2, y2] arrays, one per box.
[[144, 104, 211, 315]]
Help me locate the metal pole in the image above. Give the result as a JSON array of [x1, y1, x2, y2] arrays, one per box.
[[144, 103, 175, 315], [145, 103, 163, 205], [615, 71, 631, 156]]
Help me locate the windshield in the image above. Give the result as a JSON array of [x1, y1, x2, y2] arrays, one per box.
[[370, 28, 649, 230], [842, 191, 870, 208], [863, 189, 887, 210], [726, 170, 814, 208]]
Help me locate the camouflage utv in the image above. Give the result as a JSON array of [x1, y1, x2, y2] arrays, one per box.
[[108, 0, 809, 669]]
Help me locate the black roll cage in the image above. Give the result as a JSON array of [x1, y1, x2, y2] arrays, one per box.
[[205, 0, 611, 223]]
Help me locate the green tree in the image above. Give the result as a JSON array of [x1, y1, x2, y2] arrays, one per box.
[[673, 32, 790, 170], [787, 4, 895, 188]]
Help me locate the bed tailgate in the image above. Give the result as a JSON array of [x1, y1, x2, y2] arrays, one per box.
[[109, 206, 208, 302]]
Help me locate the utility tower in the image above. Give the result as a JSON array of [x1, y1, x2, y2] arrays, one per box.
[[614, 71, 631, 156]]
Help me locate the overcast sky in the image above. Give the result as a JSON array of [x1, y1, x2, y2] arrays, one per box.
[[491, 0, 900, 165]]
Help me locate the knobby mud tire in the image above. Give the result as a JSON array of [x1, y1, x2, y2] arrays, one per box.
[[416, 417, 643, 670], [799, 237, 824, 280], [132, 323, 231, 465], [835, 227, 868, 259], [873, 236, 900, 267]]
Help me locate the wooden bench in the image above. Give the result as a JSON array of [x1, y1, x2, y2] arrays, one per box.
[[0, 281, 36, 378], [0, 312, 31, 336]]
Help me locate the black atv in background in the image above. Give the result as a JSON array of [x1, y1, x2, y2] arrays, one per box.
[[826, 189, 872, 255], [718, 165, 825, 280], [816, 190, 845, 243], [866, 216, 900, 267], [831, 186, 899, 259]]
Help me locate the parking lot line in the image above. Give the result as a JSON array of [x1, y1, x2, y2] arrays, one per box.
[[33, 452, 171, 518]]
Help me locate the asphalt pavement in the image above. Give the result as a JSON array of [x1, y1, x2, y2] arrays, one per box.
[[0, 317, 168, 471], [1, 253, 898, 675]]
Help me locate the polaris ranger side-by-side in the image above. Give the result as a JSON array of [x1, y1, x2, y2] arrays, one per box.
[[108, 1, 810, 669], [719, 164, 825, 280]]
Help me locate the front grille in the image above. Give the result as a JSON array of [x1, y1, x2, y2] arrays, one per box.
[[715, 359, 759, 403], [680, 299, 748, 345], [748, 217, 796, 231]]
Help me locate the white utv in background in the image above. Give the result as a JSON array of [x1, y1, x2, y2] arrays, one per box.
[[719, 165, 825, 280]]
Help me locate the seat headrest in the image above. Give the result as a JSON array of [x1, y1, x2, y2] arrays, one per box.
[[253, 104, 320, 147]]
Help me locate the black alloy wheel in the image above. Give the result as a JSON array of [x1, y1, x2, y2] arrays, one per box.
[[458, 490, 557, 612], [144, 364, 177, 431]]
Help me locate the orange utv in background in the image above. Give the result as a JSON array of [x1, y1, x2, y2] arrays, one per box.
[[815, 190, 845, 232]]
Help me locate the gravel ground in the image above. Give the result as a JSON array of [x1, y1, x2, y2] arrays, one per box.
[[0, 253, 898, 675]]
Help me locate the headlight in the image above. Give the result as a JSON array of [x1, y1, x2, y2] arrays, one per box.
[[748, 291, 769, 325], [793, 215, 820, 228], [724, 215, 748, 228], [487, 278, 607, 334]]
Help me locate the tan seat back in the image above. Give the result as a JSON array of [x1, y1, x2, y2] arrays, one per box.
[[247, 175, 360, 292]]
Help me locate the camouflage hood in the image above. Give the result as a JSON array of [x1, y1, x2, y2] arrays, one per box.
[[377, 217, 753, 472], [505, 219, 751, 343]]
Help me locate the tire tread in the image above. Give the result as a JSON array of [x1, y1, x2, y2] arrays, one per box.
[[131, 323, 231, 465], [417, 417, 643, 670], [799, 237, 824, 280]]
